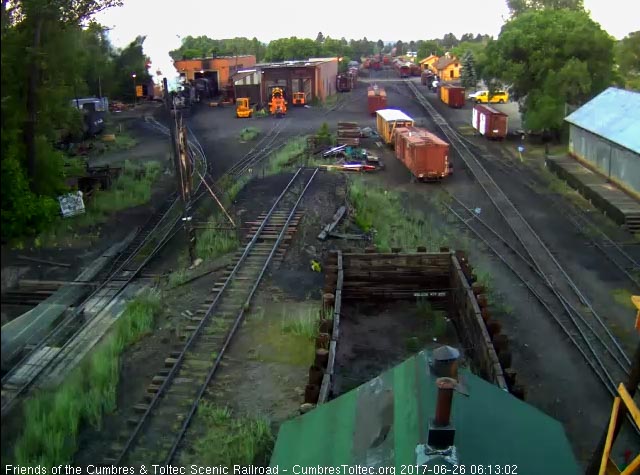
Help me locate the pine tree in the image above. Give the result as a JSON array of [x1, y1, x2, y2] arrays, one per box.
[[460, 51, 477, 89]]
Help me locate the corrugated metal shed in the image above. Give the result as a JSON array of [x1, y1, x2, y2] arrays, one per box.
[[565, 87, 640, 154], [270, 350, 580, 473], [376, 109, 413, 122]]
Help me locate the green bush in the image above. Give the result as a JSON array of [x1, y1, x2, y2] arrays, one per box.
[[316, 122, 332, 146], [1, 156, 59, 241]]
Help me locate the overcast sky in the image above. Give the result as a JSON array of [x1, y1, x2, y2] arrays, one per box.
[[95, 0, 638, 82]]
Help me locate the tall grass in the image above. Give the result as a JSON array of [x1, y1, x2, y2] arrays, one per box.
[[267, 138, 307, 175], [185, 403, 273, 467], [12, 289, 162, 466], [416, 297, 447, 338], [280, 307, 318, 339], [348, 178, 451, 251], [196, 217, 239, 260], [90, 160, 162, 215], [39, 160, 162, 247]]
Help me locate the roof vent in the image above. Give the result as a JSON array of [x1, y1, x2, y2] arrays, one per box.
[[431, 345, 460, 379]]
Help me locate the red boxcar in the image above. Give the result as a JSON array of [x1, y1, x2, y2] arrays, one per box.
[[410, 64, 421, 76], [472, 104, 508, 139], [439, 85, 465, 108], [368, 86, 387, 115], [394, 127, 451, 181]]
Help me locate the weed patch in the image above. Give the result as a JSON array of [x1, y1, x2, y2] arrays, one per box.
[[267, 138, 307, 175], [245, 301, 317, 367], [348, 178, 451, 251], [12, 290, 162, 466], [39, 160, 162, 247], [280, 307, 318, 339], [416, 297, 447, 339], [185, 403, 273, 466], [196, 216, 239, 260], [239, 127, 260, 142]]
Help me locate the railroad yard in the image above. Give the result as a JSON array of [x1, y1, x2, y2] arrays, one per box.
[[2, 62, 640, 472]]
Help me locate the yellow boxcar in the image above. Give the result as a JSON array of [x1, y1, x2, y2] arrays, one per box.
[[440, 86, 449, 104], [376, 109, 414, 145]]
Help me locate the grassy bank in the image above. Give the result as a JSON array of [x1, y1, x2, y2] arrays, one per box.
[[348, 177, 454, 251], [12, 290, 162, 466]]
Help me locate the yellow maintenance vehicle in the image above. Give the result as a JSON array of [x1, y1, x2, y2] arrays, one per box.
[[292, 92, 306, 106], [235, 97, 253, 118], [269, 87, 287, 117]]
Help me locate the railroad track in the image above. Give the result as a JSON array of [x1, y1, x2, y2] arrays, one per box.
[[98, 167, 318, 466], [457, 133, 640, 290], [1, 117, 207, 417], [445, 195, 640, 432], [405, 80, 634, 401], [224, 117, 291, 178]]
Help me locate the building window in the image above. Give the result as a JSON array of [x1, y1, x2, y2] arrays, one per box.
[[450, 70, 454, 78]]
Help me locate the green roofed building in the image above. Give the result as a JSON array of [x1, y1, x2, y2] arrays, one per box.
[[270, 349, 579, 474]]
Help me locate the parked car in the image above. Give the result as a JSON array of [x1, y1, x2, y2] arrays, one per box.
[[468, 90, 509, 104]]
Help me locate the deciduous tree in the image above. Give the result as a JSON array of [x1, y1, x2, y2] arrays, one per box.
[[483, 8, 615, 132]]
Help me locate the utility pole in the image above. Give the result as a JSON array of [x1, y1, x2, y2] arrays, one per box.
[[175, 114, 196, 266], [162, 76, 196, 263], [163, 77, 179, 171]]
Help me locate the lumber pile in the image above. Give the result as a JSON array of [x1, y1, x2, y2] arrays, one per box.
[[336, 122, 362, 146]]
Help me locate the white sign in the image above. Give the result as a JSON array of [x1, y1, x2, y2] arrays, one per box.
[[58, 191, 85, 218]]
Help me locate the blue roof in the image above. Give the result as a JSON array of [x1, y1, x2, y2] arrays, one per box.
[[565, 87, 640, 154]]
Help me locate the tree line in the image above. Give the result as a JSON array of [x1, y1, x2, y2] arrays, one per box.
[[1, 0, 153, 241], [1, 0, 638, 242]]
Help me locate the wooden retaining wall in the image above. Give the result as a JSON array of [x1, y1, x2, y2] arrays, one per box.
[[300, 247, 522, 413], [300, 251, 343, 410], [450, 252, 507, 390]]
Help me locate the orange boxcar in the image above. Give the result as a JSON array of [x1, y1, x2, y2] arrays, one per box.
[[368, 86, 387, 115], [394, 127, 451, 181]]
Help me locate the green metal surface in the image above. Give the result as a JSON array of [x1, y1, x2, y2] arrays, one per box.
[[270, 350, 580, 474]]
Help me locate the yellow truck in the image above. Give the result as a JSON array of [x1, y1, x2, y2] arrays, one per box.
[[468, 90, 509, 104], [236, 97, 253, 118]]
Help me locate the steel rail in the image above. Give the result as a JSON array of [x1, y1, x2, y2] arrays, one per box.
[[113, 167, 317, 465], [448, 195, 630, 381], [445, 201, 618, 397], [164, 167, 319, 464], [452, 128, 640, 290], [446, 199, 640, 433], [405, 79, 631, 372], [1, 116, 207, 416]]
